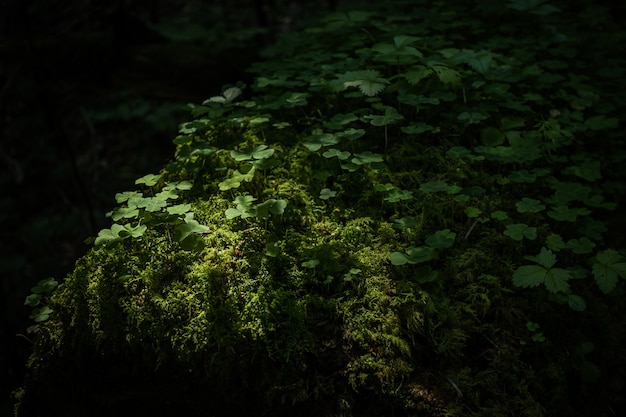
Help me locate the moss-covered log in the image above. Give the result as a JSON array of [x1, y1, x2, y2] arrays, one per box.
[[15, 1, 626, 416]]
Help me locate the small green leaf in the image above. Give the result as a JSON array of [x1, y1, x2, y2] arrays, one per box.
[[592, 250, 626, 294], [504, 223, 537, 241], [351, 151, 383, 165], [302, 259, 320, 268], [420, 181, 449, 193], [365, 106, 404, 126], [135, 174, 161, 187], [465, 207, 482, 218], [231, 145, 275, 161], [544, 268, 571, 293], [513, 265, 547, 288], [566, 237, 596, 254], [25, 294, 41, 307], [547, 205, 591, 222], [319, 188, 337, 200], [265, 241, 281, 257], [393, 217, 417, 230], [535, 247, 558, 269], [490, 210, 509, 221], [174, 220, 209, 244], [458, 112, 488, 124], [567, 294, 586, 311], [425, 229, 456, 248], [166, 204, 192, 215], [390, 252, 409, 265], [516, 197, 546, 213], [322, 148, 351, 160], [546, 234, 566, 251]]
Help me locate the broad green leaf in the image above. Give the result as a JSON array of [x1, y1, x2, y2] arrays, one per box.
[[402, 66, 433, 85], [425, 229, 456, 248], [253, 199, 287, 218], [415, 265, 438, 283], [166, 204, 192, 215], [393, 217, 417, 230], [566, 238, 596, 254], [547, 205, 590, 222], [231, 145, 275, 161], [351, 151, 383, 165], [303, 133, 339, 151], [116, 191, 142, 204], [322, 148, 351, 160], [481, 126, 505, 146], [546, 234, 566, 251], [174, 220, 209, 243], [513, 265, 547, 288], [302, 259, 320, 268], [465, 207, 482, 218], [390, 251, 409, 265], [516, 197, 545, 213], [384, 189, 413, 202], [319, 188, 337, 200], [431, 65, 461, 86], [265, 241, 281, 257], [31, 278, 58, 294], [458, 112, 488, 124], [585, 115, 619, 130], [490, 210, 509, 221], [25, 294, 41, 307], [544, 268, 571, 293], [405, 246, 436, 263], [567, 294, 587, 311], [135, 174, 161, 187], [179, 233, 206, 251], [401, 123, 435, 134], [110, 207, 140, 221], [366, 106, 404, 126], [509, 170, 536, 183], [592, 250, 626, 294], [503, 223, 537, 241], [420, 181, 449, 193], [535, 247, 557, 269]]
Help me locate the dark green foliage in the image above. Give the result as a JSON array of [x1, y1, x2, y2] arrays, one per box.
[[15, 1, 626, 416]]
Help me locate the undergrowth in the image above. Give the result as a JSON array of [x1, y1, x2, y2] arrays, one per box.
[[16, 1, 626, 416]]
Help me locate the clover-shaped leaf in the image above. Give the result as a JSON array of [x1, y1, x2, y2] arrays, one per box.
[[135, 174, 161, 187], [393, 217, 417, 230], [319, 188, 337, 200], [547, 205, 591, 222], [303, 133, 339, 152], [351, 151, 383, 165], [231, 145, 275, 161], [516, 197, 546, 213], [302, 259, 320, 268], [566, 238, 596, 254], [253, 199, 287, 218], [322, 148, 351, 160], [401, 122, 435, 135], [425, 229, 456, 248], [420, 181, 449, 193], [166, 204, 192, 216], [365, 106, 404, 126], [504, 223, 537, 241]]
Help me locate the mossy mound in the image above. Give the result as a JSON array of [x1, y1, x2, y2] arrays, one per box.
[[16, 1, 626, 416]]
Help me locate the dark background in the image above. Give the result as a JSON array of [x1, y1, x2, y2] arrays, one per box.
[[0, 0, 338, 412]]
